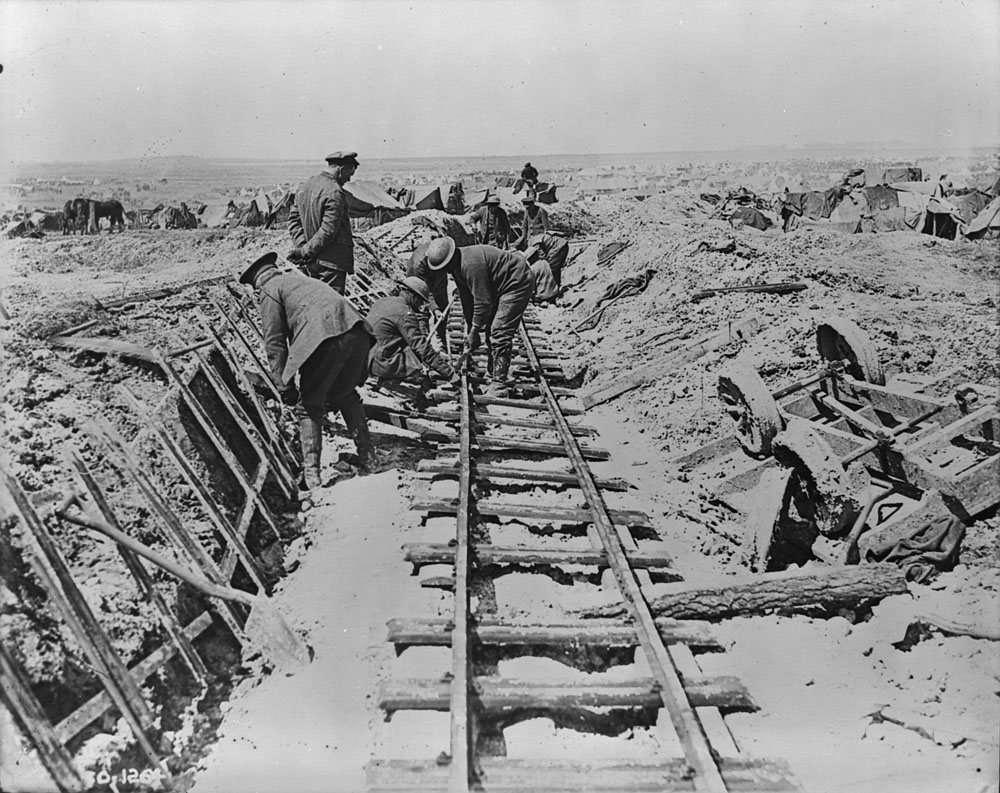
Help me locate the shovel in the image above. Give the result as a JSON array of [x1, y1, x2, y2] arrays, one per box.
[[56, 501, 311, 672]]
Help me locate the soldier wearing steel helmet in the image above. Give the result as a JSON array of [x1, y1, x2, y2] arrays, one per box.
[[366, 276, 456, 389], [424, 237, 532, 397]]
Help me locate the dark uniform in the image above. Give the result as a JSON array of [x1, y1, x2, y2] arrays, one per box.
[[289, 159, 356, 293], [470, 203, 512, 249], [514, 203, 549, 248], [405, 241, 449, 312], [367, 295, 454, 382], [444, 245, 532, 390], [530, 233, 569, 287]]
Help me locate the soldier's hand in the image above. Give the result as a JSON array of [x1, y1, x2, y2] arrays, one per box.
[[463, 327, 481, 354], [280, 385, 299, 406], [287, 247, 307, 264]]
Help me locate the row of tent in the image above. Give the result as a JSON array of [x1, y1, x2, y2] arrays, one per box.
[[785, 177, 1000, 239]]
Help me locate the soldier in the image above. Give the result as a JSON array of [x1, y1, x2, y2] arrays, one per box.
[[406, 237, 452, 346], [367, 276, 456, 395], [239, 252, 377, 490], [512, 194, 549, 248], [520, 161, 540, 197], [528, 233, 569, 288], [469, 194, 512, 249], [425, 238, 533, 397], [287, 151, 359, 294]]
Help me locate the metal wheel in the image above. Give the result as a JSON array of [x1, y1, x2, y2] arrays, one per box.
[[772, 418, 866, 536], [717, 363, 784, 457], [816, 316, 885, 385]]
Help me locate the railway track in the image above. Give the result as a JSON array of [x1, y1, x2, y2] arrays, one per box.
[[367, 309, 801, 792]]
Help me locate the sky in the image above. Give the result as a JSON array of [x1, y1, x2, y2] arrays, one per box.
[[1, 0, 998, 169]]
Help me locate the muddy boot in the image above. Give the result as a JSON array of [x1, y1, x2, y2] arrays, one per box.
[[485, 349, 511, 397], [339, 398, 379, 473], [298, 417, 324, 492]]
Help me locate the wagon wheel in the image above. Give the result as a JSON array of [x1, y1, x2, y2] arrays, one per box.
[[816, 316, 885, 385], [772, 418, 866, 536], [717, 363, 784, 457]]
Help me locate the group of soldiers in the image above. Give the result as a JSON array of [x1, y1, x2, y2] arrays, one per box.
[[238, 151, 571, 496]]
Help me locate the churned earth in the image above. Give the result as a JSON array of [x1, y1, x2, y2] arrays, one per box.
[[1, 184, 998, 793]]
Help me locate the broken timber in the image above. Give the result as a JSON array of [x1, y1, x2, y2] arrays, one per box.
[[690, 282, 807, 303], [578, 563, 910, 620], [411, 497, 651, 528], [417, 459, 630, 490], [402, 542, 676, 571], [581, 315, 761, 409]]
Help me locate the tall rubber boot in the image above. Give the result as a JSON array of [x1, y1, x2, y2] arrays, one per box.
[[298, 417, 323, 490], [340, 398, 378, 473], [486, 348, 511, 397]]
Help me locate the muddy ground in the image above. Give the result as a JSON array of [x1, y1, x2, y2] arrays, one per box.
[[1, 182, 998, 792]]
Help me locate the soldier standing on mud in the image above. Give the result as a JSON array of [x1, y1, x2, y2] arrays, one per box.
[[424, 238, 532, 397], [239, 252, 378, 492], [287, 151, 358, 294]]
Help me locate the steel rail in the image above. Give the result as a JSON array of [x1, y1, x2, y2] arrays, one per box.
[[518, 323, 729, 793], [448, 371, 474, 791]]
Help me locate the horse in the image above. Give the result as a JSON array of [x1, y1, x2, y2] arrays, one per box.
[[62, 198, 89, 235], [91, 199, 126, 233]]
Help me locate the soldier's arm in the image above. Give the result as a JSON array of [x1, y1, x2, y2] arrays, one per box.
[[288, 198, 307, 247], [302, 187, 347, 259], [400, 311, 454, 378], [258, 291, 291, 390]]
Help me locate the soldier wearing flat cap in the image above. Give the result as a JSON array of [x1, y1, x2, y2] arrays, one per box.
[[469, 193, 512, 250], [287, 151, 359, 294]]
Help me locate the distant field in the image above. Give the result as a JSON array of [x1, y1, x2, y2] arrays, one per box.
[[4, 146, 996, 213]]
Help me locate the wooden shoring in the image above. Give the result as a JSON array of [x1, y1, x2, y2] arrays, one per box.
[[65, 447, 209, 685], [157, 354, 284, 545], [0, 643, 86, 793], [0, 468, 172, 784], [192, 349, 297, 498], [193, 307, 299, 467], [79, 421, 254, 639], [117, 385, 271, 595], [518, 326, 730, 793], [53, 612, 214, 746], [211, 297, 282, 402]]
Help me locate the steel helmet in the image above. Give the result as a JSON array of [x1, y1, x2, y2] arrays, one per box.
[[400, 276, 430, 302], [426, 237, 456, 270]]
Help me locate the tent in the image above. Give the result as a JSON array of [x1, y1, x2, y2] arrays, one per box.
[[881, 166, 922, 184], [728, 206, 772, 231], [201, 201, 236, 228], [265, 192, 295, 229], [964, 196, 1000, 239], [343, 181, 409, 228], [408, 185, 444, 211]]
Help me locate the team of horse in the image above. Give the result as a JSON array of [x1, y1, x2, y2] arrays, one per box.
[[62, 198, 127, 234]]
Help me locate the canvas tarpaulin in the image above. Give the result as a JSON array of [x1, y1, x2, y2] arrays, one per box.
[[728, 205, 772, 231], [575, 269, 657, 332], [965, 196, 1000, 238]]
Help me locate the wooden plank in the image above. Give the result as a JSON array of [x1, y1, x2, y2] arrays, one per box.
[[425, 392, 584, 414], [47, 335, 157, 362], [670, 433, 739, 470], [1, 469, 171, 783], [440, 436, 610, 460], [581, 316, 761, 409], [67, 449, 208, 685], [366, 757, 800, 792], [834, 375, 959, 424], [53, 612, 214, 745], [117, 384, 272, 589], [411, 498, 650, 527], [0, 643, 86, 792], [417, 460, 630, 490], [157, 354, 284, 545], [379, 677, 756, 712], [402, 542, 675, 571], [425, 407, 596, 436], [194, 352, 297, 499], [221, 462, 271, 580], [98, 273, 233, 309], [386, 617, 720, 651]]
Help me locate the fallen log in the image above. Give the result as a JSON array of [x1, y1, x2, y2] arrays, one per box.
[[576, 563, 909, 620], [690, 282, 807, 303]]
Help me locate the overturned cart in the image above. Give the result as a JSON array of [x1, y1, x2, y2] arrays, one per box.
[[682, 315, 999, 573]]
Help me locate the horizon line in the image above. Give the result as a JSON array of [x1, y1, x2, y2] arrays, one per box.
[[12, 142, 1000, 169]]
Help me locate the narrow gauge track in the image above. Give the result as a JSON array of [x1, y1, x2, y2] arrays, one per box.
[[367, 309, 800, 793]]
